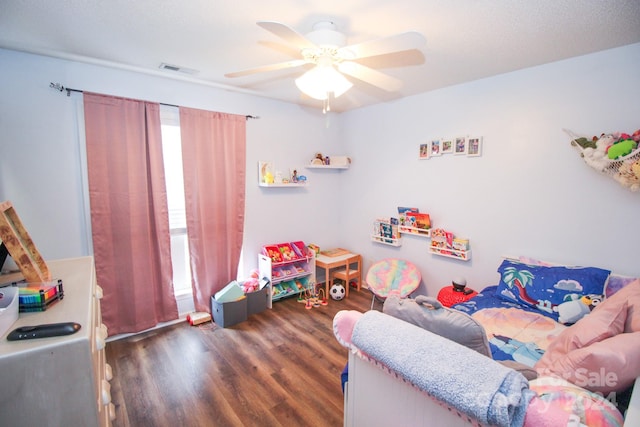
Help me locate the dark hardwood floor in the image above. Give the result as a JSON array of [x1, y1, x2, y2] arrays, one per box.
[[106, 287, 375, 427]]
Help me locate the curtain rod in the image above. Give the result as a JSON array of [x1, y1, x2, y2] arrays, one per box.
[[49, 82, 259, 120]]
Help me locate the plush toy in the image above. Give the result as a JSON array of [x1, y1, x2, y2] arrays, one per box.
[[556, 294, 602, 324], [581, 134, 614, 171], [311, 152, 324, 165], [241, 269, 261, 293], [242, 278, 259, 293], [616, 159, 640, 191], [572, 136, 597, 150], [607, 138, 638, 160]]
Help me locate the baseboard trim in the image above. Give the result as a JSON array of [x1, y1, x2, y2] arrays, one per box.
[[106, 293, 196, 342]]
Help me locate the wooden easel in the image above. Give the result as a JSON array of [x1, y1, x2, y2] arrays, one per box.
[[0, 200, 51, 284]]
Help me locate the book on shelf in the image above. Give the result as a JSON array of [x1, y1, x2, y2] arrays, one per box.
[[374, 217, 399, 240], [406, 212, 431, 230], [397, 207, 419, 227]]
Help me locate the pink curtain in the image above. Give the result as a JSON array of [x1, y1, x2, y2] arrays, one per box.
[[179, 107, 246, 312], [84, 93, 178, 335]]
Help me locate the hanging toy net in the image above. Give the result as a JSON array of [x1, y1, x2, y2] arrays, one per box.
[[564, 128, 640, 192]]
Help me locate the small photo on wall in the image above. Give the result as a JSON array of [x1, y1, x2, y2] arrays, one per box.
[[430, 139, 442, 157], [442, 139, 453, 154], [454, 137, 467, 155], [419, 142, 430, 159], [467, 137, 483, 157]]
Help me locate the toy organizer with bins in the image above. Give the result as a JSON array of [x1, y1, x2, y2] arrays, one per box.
[[258, 241, 316, 303]]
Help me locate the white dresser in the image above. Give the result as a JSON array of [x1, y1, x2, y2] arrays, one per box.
[[0, 256, 114, 427]]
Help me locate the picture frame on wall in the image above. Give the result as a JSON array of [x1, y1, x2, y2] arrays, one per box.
[[442, 139, 453, 154], [467, 137, 483, 157], [430, 139, 442, 157], [454, 137, 467, 155], [419, 142, 430, 159]]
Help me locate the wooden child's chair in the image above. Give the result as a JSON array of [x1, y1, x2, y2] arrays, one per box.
[[331, 254, 362, 297]]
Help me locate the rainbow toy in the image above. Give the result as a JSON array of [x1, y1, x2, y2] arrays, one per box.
[[18, 279, 64, 312]]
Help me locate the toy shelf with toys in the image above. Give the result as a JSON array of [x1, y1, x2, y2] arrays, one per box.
[[258, 241, 316, 303], [258, 161, 308, 187], [305, 153, 351, 170]]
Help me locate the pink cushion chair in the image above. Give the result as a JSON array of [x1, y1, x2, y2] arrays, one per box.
[[365, 258, 421, 309]]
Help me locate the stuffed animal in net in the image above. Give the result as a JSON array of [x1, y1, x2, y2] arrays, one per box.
[[581, 134, 615, 172], [608, 137, 638, 160], [615, 159, 640, 191]]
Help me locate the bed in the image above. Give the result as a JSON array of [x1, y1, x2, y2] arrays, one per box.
[[333, 257, 640, 427]]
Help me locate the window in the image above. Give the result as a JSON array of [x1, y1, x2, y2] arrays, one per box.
[[160, 106, 192, 298]]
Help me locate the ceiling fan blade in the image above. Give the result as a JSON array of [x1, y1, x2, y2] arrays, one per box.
[[338, 62, 403, 92], [257, 21, 317, 49], [340, 31, 426, 59], [225, 59, 307, 78]]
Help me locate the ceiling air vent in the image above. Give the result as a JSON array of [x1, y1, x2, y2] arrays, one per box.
[[159, 63, 199, 75]]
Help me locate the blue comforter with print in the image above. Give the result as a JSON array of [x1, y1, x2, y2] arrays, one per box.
[[453, 286, 566, 367]]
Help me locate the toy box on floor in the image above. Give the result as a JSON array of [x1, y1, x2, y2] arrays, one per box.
[[210, 295, 247, 327], [246, 286, 269, 316], [211, 281, 247, 327]]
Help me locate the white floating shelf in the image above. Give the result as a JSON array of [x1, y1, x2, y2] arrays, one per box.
[[429, 247, 471, 261], [259, 183, 307, 188], [371, 235, 402, 247], [399, 226, 431, 237], [305, 164, 349, 169]]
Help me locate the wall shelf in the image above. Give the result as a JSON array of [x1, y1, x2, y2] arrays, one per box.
[[371, 235, 402, 246], [430, 228, 471, 261], [258, 160, 308, 187], [399, 225, 431, 237], [429, 247, 471, 261], [305, 164, 349, 170], [259, 183, 307, 188], [372, 217, 400, 247]]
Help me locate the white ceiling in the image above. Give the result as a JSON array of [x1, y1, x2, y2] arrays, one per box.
[[1, 0, 639, 112]]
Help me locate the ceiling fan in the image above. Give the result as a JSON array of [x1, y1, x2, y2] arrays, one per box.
[[225, 21, 426, 109]]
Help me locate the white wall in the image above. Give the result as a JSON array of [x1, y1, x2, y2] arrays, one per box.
[[2, 44, 639, 297], [0, 48, 345, 277], [339, 43, 640, 295]]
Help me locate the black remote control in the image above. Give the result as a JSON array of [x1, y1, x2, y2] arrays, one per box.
[[7, 322, 81, 341]]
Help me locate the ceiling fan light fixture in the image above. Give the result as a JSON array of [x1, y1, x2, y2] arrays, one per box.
[[295, 64, 353, 100], [306, 21, 347, 48]]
